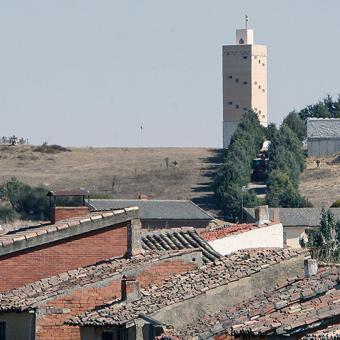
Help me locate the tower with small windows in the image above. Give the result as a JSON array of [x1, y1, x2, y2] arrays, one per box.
[[223, 17, 268, 148]]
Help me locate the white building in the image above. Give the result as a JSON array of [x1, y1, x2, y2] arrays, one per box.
[[223, 18, 268, 148], [307, 118, 340, 156]]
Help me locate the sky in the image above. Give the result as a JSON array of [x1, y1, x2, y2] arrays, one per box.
[[0, 0, 339, 148]]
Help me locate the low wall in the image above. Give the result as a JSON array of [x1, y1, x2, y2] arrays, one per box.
[[307, 138, 340, 157], [151, 252, 305, 329], [207, 223, 283, 256]]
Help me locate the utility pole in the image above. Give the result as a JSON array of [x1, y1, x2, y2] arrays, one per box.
[[140, 125, 143, 147]]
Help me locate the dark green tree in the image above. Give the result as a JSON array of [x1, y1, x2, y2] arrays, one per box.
[[300, 209, 340, 262], [282, 111, 306, 141]]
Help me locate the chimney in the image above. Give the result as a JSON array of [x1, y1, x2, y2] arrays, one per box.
[[121, 275, 141, 302], [272, 208, 280, 222], [254, 205, 270, 225], [127, 218, 143, 257], [304, 258, 318, 278], [47, 190, 90, 223]]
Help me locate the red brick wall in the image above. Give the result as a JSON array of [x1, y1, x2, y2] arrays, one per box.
[[51, 207, 90, 224], [36, 259, 196, 340], [0, 223, 128, 291]]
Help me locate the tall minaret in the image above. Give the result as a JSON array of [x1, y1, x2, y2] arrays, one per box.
[[222, 16, 268, 148]]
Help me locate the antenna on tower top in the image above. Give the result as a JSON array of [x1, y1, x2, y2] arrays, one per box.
[[245, 14, 249, 29]]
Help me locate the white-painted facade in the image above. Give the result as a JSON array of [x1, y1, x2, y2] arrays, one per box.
[[207, 223, 283, 256]]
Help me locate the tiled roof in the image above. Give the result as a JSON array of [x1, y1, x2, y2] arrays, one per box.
[[307, 118, 340, 139], [168, 267, 340, 339], [68, 248, 305, 327], [0, 207, 138, 256], [141, 228, 222, 263], [199, 222, 275, 241], [0, 249, 198, 312], [244, 208, 340, 227], [303, 323, 340, 339], [89, 199, 213, 221]]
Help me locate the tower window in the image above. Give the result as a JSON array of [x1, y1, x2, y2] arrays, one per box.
[[243, 81, 248, 85], [228, 75, 232, 79], [243, 56, 247, 59], [254, 56, 257, 59], [254, 81, 257, 85], [258, 60, 261, 64], [259, 85, 261, 89], [228, 101, 233, 105], [239, 38, 244, 44], [235, 105, 239, 109], [235, 78, 239, 83], [262, 63, 265, 66], [259, 110, 262, 114], [243, 107, 248, 111], [262, 115, 265, 118], [262, 89, 265, 93]]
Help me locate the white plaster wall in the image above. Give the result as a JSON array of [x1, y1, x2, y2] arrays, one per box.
[[207, 223, 283, 256], [284, 226, 306, 248]]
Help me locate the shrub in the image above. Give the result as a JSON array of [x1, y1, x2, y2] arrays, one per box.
[[0, 177, 50, 220], [32, 143, 71, 154], [0, 204, 19, 223], [331, 200, 340, 208]]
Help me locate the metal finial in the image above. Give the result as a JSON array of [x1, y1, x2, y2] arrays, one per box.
[[245, 15, 249, 29]]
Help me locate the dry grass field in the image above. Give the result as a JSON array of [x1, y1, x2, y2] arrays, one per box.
[[0, 145, 224, 215], [299, 155, 340, 207], [1, 144, 338, 216]]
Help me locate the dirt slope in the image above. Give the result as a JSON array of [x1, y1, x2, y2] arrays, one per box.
[[299, 155, 340, 207], [0, 145, 223, 215]]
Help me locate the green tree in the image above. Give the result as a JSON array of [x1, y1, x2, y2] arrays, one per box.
[[215, 111, 265, 221], [300, 209, 340, 262], [282, 111, 306, 141], [0, 177, 50, 220]]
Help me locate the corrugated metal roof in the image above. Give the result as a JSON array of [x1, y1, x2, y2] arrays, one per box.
[[89, 199, 213, 221]]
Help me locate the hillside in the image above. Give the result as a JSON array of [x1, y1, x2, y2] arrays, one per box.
[[299, 155, 340, 207], [0, 145, 224, 216]]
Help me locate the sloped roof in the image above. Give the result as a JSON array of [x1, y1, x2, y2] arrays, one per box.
[[0, 249, 198, 312], [0, 207, 138, 257], [164, 267, 340, 339], [141, 228, 221, 264], [244, 208, 340, 227], [89, 199, 213, 221], [68, 248, 305, 327], [307, 118, 340, 139]]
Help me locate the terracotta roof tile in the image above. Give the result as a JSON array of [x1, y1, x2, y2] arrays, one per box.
[[165, 267, 340, 339], [67, 248, 305, 327], [200, 222, 276, 241], [0, 249, 197, 312], [141, 228, 222, 263]]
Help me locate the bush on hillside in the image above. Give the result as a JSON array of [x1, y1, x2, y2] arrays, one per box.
[[0, 177, 50, 220], [331, 200, 340, 208], [32, 143, 71, 154], [0, 204, 19, 223]]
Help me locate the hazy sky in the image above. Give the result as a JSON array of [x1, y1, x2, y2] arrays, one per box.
[[1, 1, 340, 147]]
